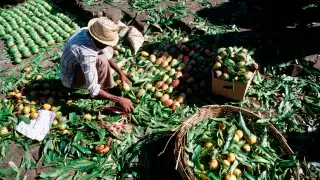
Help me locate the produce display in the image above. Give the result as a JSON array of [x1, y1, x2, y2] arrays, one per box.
[[213, 47, 259, 82], [185, 114, 296, 180], [115, 38, 215, 110], [0, 0, 80, 64]]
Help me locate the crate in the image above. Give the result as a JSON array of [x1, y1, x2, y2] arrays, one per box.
[[211, 71, 255, 101]]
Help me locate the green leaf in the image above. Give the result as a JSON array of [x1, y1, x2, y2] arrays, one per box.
[[238, 112, 251, 136], [17, 115, 30, 124], [223, 125, 236, 152]]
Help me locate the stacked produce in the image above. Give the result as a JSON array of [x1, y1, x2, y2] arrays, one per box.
[[185, 114, 296, 180], [213, 47, 259, 82], [115, 38, 215, 110], [0, 0, 80, 64]]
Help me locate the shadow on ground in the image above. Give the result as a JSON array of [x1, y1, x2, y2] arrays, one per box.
[[118, 132, 182, 180], [196, 0, 320, 68]]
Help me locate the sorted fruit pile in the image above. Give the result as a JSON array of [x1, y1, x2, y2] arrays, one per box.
[[185, 113, 296, 180], [0, 0, 80, 63], [117, 38, 215, 110], [213, 47, 258, 82]]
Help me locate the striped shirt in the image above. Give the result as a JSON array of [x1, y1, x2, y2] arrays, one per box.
[[60, 28, 113, 97]]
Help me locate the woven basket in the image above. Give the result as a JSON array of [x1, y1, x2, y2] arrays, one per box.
[[174, 105, 298, 180]]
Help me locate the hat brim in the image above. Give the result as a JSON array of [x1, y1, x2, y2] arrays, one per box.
[[87, 18, 119, 47]]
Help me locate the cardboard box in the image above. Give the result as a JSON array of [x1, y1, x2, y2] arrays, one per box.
[[211, 71, 255, 101]]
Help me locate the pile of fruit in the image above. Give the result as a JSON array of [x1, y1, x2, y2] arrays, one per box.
[[116, 37, 216, 110], [213, 47, 259, 83], [185, 113, 296, 180], [0, 0, 80, 63]]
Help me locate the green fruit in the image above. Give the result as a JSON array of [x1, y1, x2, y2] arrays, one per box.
[[237, 61, 246, 67], [154, 91, 163, 98], [123, 83, 130, 92], [168, 69, 176, 76], [222, 73, 229, 81], [0, 127, 9, 136], [162, 75, 169, 82], [145, 83, 152, 90], [213, 62, 222, 70], [137, 89, 146, 97]]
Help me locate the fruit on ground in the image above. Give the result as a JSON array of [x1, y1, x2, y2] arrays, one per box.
[[30, 112, 38, 119], [171, 101, 180, 111], [204, 142, 213, 148], [84, 114, 92, 121], [200, 175, 208, 180], [176, 95, 184, 104], [233, 135, 240, 142], [243, 144, 251, 152], [145, 83, 152, 90], [137, 89, 146, 97], [149, 54, 156, 62], [162, 84, 169, 90], [209, 159, 219, 170], [223, 160, 230, 167], [141, 51, 149, 57], [225, 174, 237, 180], [160, 94, 170, 103], [247, 135, 257, 145], [235, 130, 244, 139], [227, 152, 236, 162], [154, 91, 163, 98], [156, 58, 163, 65], [100, 146, 110, 154], [176, 71, 183, 79], [163, 99, 173, 107], [36, 75, 42, 80], [233, 168, 242, 176], [43, 104, 51, 110], [52, 120, 58, 126], [24, 67, 31, 73], [0, 127, 9, 136], [123, 83, 131, 91], [58, 124, 66, 130], [15, 93, 22, 99], [155, 81, 164, 88], [23, 106, 31, 114], [171, 80, 180, 88]]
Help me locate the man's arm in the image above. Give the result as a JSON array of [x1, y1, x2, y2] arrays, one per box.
[[109, 59, 124, 76]]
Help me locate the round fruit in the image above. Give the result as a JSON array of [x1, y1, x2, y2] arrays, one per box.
[[204, 142, 213, 148], [113, 50, 119, 56], [222, 73, 229, 80], [168, 69, 176, 76], [0, 127, 9, 136], [52, 120, 58, 126], [30, 112, 38, 119], [24, 67, 31, 73], [209, 159, 219, 170], [252, 62, 259, 70], [213, 62, 222, 70], [43, 104, 51, 110], [137, 89, 146, 97], [163, 99, 173, 107], [156, 58, 163, 65], [149, 54, 156, 62], [15, 93, 22, 99], [233, 168, 242, 176], [247, 135, 257, 144], [84, 114, 92, 121], [100, 145, 110, 154], [225, 174, 236, 180], [154, 91, 163, 98], [236, 53, 247, 62], [36, 75, 42, 80], [162, 84, 169, 90], [222, 160, 230, 167], [141, 51, 149, 57], [160, 94, 170, 103], [233, 135, 240, 142], [215, 70, 222, 78], [30, 108, 36, 113], [161, 60, 169, 68], [62, 130, 69, 135], [22, 106, 31, 114], [176, 71, 183, 79], [24, 113, 30, 118], [171, 80, 180, 88], [235, 130, 244, 139], [243, 144, 251, 152], [171, 101, 180, 111], [237, 61, 246, 67], [123, 83, 131, 91], [150, 87, 156, 92], [58, 124, 66, 130], [145, 83, 153, 90], [155, 81, 164, 89], [227, 152, 236, 162], [95, 145, 105, 152]]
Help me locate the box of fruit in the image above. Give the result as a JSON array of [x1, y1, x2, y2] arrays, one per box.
[[174, 105, 297, 180], [212, 47, 258, 101]]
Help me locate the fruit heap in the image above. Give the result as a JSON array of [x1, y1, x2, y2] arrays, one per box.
[[117, 38, 214, 110], [186, 113, 294, 180], [213, 47, 258, 82], [0, 0, 80, 63]]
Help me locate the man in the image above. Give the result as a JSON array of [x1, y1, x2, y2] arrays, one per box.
[[60, 17, 134, 112]]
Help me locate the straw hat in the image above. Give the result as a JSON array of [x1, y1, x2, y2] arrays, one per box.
[[88, 17, 119, 46]]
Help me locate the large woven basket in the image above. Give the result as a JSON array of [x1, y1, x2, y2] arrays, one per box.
[[174, 105, 298, 180]]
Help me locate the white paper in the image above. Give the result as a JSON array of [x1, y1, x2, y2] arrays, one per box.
[[16, 110, 56, 141]]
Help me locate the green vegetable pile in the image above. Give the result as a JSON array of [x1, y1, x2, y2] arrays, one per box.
[[212, 47, 258, 83], [186, 113, 296, 180], [0, 0, 80, 64]]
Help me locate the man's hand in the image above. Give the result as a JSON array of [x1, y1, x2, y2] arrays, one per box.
[[117, 97, 134, 112], [120, 73, 132, 87]]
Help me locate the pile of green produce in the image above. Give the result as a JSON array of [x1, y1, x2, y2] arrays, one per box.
[[185, 113, 296, 180], [213, 47, 259, 83], [0, 0, 80, 64]]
